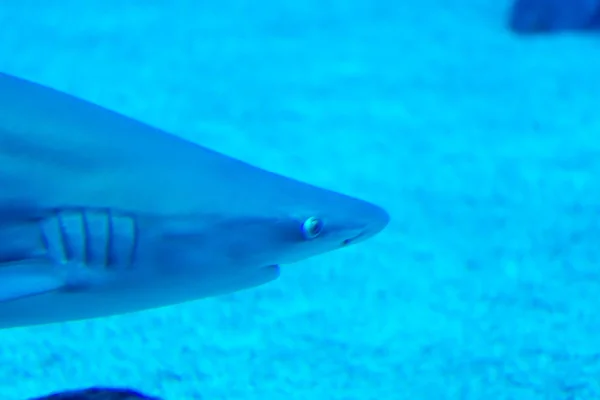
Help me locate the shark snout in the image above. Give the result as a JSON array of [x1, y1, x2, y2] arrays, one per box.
[[342, 202, 390, 246]]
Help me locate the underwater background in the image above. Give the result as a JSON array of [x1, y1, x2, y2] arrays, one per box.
[[1, 0, 600, 399]]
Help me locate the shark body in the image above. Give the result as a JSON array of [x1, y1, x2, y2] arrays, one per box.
[[0, 72, 389, 329]]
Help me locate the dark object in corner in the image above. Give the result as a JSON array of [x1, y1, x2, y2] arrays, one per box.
[[28, 387, 162, 400], [509, 0, 600, 34]]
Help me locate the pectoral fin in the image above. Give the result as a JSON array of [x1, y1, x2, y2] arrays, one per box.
[[0, 262, 64, 302]]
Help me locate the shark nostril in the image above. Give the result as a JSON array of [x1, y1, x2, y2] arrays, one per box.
[[341, 230, 365, 246]]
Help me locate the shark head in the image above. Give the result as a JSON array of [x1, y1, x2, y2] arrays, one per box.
[[159, 186, 389, 277], [243, 173, 391, 266], [259, 194, 390, 265]]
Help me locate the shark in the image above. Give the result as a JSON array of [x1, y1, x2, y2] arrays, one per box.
[[0, 72, 389, 329]]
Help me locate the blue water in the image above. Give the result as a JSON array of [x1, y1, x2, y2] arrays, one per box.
[[2, 0, 600, 399]]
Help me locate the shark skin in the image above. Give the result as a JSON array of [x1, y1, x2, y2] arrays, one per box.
[[0, 72, 389, 329]]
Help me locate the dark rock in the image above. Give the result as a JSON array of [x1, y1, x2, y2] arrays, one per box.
[[509, 0, 600, 34], [27, 387, 163, 400]]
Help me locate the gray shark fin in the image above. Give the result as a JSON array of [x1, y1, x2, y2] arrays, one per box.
[[0, 261, 64, 302]]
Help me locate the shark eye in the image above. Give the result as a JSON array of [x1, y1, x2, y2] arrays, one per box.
[[301, 217, 324, 240]]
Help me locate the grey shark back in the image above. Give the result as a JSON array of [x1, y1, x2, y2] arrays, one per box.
[[0, 72, 389, 329]]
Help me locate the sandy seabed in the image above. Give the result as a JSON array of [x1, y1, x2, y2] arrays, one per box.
[[1, 1, 600, 399]]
